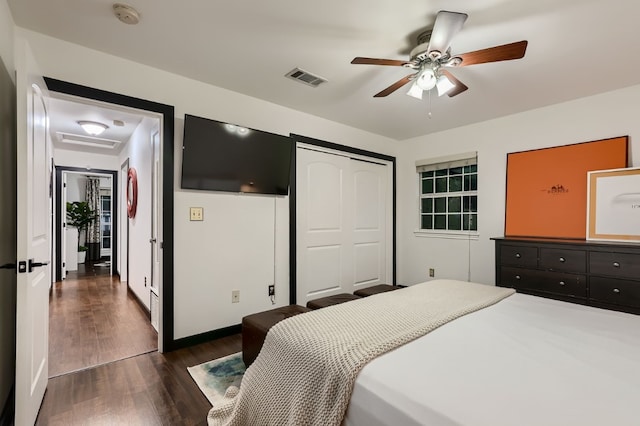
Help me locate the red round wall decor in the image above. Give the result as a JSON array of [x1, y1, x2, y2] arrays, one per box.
[[127, 167, 138, 218]]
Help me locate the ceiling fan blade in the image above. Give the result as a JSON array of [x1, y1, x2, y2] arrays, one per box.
[[427, 11, 468, 57], [440, 70, 468, 97], [456, 40, 528, 67], [351, 57, 409, 67], [374, 74, 415, 97]]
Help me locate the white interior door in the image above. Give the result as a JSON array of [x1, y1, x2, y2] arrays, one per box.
[[15, 41, 52, 426], [119, 160, 128, 282], [351, 159, 389, 293], [296, 146, 391, 305], [150, 130, 160, 291], [297, 147, 351, 304]]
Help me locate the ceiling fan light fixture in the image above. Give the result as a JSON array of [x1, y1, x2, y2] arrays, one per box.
[[444, 57, 462, 67], [436, 75, 456, 96], [415, 67, 437, 91], [406, 81, 423, 100], [77, 121, 108, 136]]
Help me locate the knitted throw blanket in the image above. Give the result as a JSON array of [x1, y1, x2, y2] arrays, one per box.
[[207, 280, 515, 426]]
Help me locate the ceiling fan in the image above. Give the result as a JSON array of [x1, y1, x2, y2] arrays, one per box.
[[351, 10, 528, 99]]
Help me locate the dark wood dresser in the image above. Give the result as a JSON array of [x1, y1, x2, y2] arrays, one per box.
[[492, 237, 640, 315]]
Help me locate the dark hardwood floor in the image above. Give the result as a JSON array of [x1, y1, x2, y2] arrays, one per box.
[[49, 263, 158, 377], [40, 260, 242, 424], [36, 335, 241, 425]]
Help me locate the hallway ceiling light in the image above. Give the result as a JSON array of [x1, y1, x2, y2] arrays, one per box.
[[77, 121, 108, 136]]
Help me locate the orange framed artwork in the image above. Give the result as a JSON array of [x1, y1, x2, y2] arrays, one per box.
[[505, 136, 628, 239]]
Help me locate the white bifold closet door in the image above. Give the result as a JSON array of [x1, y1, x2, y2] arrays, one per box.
[[296, 145, 392, 306]]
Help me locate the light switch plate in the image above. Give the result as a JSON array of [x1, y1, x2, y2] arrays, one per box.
[[190, 207, 203, 221]]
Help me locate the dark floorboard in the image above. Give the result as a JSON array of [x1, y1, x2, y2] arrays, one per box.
[[49, 268, 157, 377], [36, 335, 241, 425]]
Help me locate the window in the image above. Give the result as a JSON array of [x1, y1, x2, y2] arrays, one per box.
[[417, 152, 477, 233]]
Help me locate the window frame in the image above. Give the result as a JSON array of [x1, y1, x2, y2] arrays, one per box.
[[414, 153, 479, 240]]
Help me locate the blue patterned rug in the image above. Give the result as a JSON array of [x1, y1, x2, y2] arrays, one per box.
[[188, 352, 246, 405]]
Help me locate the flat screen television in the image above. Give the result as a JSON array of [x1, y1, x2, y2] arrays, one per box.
[[181, 114, 293, 195]]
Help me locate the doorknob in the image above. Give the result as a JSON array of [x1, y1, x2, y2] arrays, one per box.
[[0, 262, 16, 270], [28, 259, 50, 273]]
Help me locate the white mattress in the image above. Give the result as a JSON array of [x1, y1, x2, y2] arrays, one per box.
[[344, 293, 640, 426]]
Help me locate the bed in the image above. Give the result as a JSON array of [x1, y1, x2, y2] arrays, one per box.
[[208, 280, 640, 426], [344, 292, 640, 426]]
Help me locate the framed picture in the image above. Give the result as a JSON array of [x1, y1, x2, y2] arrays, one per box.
[[587, 167, 640, 242], [505, 136, 628, 239]]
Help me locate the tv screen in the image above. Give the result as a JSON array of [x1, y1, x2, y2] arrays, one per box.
[[181, 114, 293, 195]]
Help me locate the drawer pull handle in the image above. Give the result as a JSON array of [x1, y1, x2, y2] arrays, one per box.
[[515, 253, 521, 258], [515, 275, 521, 280], [559, 281, 566, 286], [559, 257, 566, 263], [613, 288, 620, 293], [613, 262, 620, 268]]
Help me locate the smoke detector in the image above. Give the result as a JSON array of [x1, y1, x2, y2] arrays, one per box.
[[113, 3, 140, 25]]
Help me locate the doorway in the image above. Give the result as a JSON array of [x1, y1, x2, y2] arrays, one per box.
[[56, 168, 118, 281], [44, 77, 176, 351], [46, 92, 163, 376]]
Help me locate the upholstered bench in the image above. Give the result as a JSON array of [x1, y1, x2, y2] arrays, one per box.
[[242, 304, 311, 366], [306, 293, 361, 310], [354, 284, 401, 297]]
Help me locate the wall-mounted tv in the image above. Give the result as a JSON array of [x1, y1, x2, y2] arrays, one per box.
[[181, 114, 293, 195]]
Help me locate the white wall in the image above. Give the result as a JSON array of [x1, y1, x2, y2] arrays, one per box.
[[54, 147, 121, 171], [65, 173, 86, 203], [0, 0, 14, 79], [14, 27, 396, 339], [397, 85, 640, 287], [119, 116, 156, 309]]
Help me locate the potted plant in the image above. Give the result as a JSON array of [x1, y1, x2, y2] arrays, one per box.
[[66, 201, 98, 264]]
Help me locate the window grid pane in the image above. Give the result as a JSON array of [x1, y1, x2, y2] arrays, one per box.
[[419, 162, 477, 232]]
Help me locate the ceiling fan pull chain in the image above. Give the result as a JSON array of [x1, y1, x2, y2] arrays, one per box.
[[428, 89, 432, 119]]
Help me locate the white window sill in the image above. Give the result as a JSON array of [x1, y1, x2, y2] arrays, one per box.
[[413, 230, 480, 240]]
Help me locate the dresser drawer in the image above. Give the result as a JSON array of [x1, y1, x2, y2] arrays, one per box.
[[501, 267, 586, 298], [589, 252, 640, 280], [540, 248, 586, 273], [590, 277, 640, 308], [500, 245, 538, 268]]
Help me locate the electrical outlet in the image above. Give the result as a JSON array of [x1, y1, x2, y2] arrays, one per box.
[[232, 290, 240, 303], [190, 207, 204, 221], [268, 285, 275, 296], [429, 268, 435, 278]]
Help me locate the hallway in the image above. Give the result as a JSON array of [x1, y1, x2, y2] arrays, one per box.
[[49, 265, 158, 377]]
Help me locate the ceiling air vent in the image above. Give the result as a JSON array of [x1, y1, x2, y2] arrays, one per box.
[[285, 68, 327, 88]]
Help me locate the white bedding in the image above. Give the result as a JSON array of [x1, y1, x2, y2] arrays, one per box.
[[344, 293, 640, 426]]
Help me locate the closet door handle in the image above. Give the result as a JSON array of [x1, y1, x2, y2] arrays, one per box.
[[28, 259, 50, 273]]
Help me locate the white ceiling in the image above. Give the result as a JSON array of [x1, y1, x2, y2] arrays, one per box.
[[48, 95, 144, 155], [9, 0, 640, 140]]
